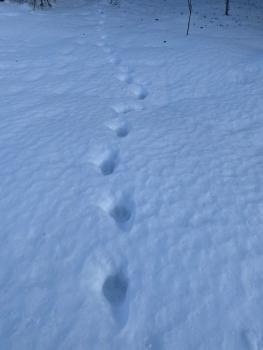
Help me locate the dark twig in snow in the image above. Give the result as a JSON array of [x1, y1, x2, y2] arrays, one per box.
[[225, 0, 230, 15], [187, 0, 192, 36]]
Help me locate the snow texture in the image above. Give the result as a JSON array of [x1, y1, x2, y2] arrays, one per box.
[[1, 0, 263, 349]]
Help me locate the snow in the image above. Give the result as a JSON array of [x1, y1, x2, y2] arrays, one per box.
[[1, 0, 263, 348]]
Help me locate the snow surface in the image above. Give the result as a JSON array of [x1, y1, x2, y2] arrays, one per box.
[[1, 0, 263, 348]]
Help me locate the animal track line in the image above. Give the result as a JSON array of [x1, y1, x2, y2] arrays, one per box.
[[91, 6, 149, 330], [103, 271, 128, 305]]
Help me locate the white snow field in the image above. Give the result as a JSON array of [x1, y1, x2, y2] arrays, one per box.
[[1, 0, 263, 348]]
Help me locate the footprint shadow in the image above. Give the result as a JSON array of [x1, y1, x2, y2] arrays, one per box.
[[100, 150, 118, 175], [99, 190, 135, 232], [102, 271, 130, 329], [89, 146, 119, 176], [109, 192, 135, 231]]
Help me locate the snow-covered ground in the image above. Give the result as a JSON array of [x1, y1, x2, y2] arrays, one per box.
[[1, 0, 263, 348]]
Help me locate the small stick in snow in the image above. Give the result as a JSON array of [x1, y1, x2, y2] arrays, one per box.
[[225, 0, 230, 16], [187, 0, 192, 36]]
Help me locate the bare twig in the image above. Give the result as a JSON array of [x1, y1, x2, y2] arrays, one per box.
[[186, 0, 192, 36], [225, 0, 230, 15]]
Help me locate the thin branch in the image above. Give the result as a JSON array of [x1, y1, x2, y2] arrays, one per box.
[[225, 0, 230, 16], [187, 0, 192, 36]]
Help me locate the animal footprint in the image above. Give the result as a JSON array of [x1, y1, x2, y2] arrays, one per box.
[[100, 149, 119, 176], [105, 119, 130, 138], [99, 191, 135, 231], [128, 84, 148, 100], [103, 272, 128, 305], [110, 203, 131, 224], [102, 271, 130, 328], [89, 146, 119, 176]]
